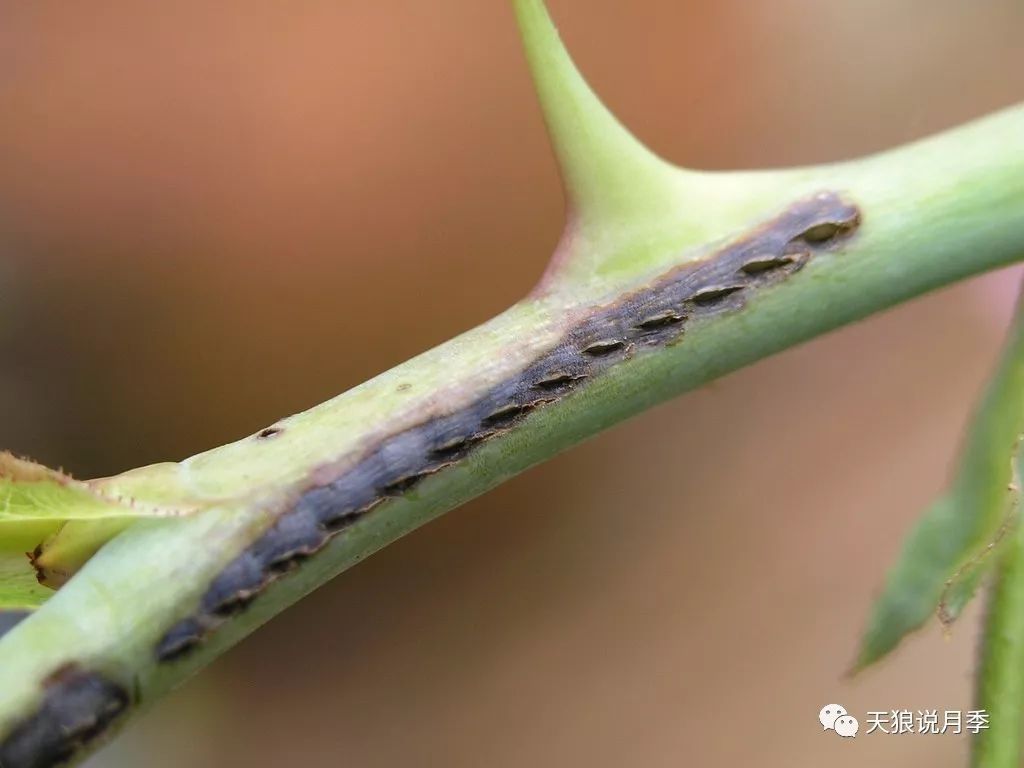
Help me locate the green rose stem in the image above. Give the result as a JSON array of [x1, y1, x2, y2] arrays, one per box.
[[2, 1, 1024, 765]]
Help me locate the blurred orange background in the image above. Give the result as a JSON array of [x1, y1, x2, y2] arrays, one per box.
[[1, 1, 1023, 766]]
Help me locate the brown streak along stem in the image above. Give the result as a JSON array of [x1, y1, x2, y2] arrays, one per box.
[[153, 191, 859, 662]]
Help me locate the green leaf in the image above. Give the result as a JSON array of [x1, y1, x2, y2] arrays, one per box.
[[0, 452, 196, 522], [0, 553, 51, 611], [0, 453, 204, 602], [0, 520, 61, 554], [856, 292, 1024, 671]]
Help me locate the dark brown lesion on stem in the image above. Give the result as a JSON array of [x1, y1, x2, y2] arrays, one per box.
[[0, 664, 129, 768], [152, 190, 861, 664]]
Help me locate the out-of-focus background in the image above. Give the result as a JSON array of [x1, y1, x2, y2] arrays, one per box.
[[1, 1, 1022, 765]]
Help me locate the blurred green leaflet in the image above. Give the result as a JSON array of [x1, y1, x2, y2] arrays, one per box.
[[0, 518, 59, 610], [857, 287, 1024, 670], [0, 555, 51, 610], [0, 453, 201, 604], [0, 452, 196, 523]]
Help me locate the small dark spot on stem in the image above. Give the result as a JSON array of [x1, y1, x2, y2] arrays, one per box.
[[482, 402, 526, 425], [209, 588, 261, 617], [635, 310, 685, 330], [689, 285, 744, 305], [202, 551, 267, 616], [266, 554, 306, 574], [381, 473, 428, 495], [581, 339, 626, 356], [799, 221, 852, 243], [0, 666, 129, 768], [156, 618, 207, 662], [534, 371, 586, 390], [257, 427, 283, 440], [253, 511, 328, 571], [430, 434, 478, 459], [739, 253, 796, 274], [380, 461, 452, 496], [321, 498, 382, 532], [301, 475, 381, 531]]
